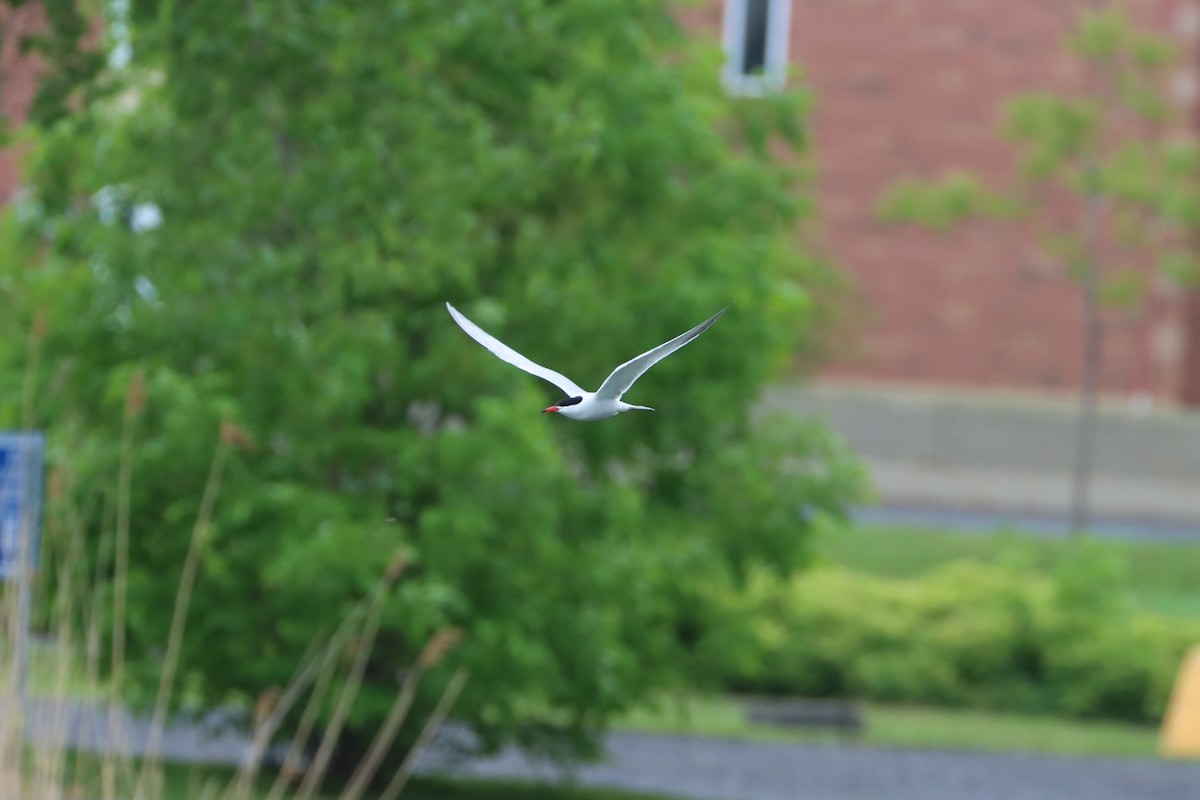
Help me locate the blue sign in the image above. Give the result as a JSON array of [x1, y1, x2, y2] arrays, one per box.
[[0, 433, 44, 580]]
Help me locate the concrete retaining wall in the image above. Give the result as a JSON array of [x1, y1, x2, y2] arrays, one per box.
[[762, 383, 1200, 524]]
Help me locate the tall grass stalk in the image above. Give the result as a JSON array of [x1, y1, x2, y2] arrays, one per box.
[[379, 665, 470, 800], [224, 638, 327, 800], [0, 312, 48, 797], [339, 629, 462, 800], [294, 553, 407, 800], [266, 625, 350, 800], [18, 310, 44, 431], [6, 395, 469, 800], [231, 567, 389, 800], [34, 468, 83, 793], [134, 422, 237, 800], [225, 642, 333, 800], [107, 370, 145, 800]]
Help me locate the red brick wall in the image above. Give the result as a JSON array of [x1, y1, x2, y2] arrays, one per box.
[[0, 3, 44, 203], [4, 3, 1197, 402], [688, 0, 1200, 404], [803, 0, 1200, 403]]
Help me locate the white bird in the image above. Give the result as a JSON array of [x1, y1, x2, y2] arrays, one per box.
[[446, 301, 727, 421]]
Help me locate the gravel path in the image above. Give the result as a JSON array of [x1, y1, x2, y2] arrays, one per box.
[[16, 699, 1200, 800], [18, 697, 252, 764], [424, 730, 1200, 800]]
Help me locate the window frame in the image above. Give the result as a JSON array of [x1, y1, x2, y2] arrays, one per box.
[[721, 0, 793, 95]]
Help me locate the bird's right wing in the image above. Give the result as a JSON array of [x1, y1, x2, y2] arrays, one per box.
[[593, 307, 726, 401], [446, 302, 585, 397]]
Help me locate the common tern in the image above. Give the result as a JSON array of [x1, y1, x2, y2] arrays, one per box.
[[446, 302, 727, 421]]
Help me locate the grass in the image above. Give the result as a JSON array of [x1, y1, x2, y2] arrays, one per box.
[[815, 524, 1200, 617], [617, 694, 1162, 759]]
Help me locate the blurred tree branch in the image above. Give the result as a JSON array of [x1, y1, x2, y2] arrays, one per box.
[[877, 6, 1200, 535]]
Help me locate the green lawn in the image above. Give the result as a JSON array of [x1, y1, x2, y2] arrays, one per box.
[[618, 694, 1163, 759], [815, 523, 1200, 617]]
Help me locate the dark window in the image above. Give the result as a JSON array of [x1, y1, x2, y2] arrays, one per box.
[[741, 0, 770, 75]]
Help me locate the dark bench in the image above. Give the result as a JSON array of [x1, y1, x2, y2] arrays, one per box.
[[743, 697, 865, 734]]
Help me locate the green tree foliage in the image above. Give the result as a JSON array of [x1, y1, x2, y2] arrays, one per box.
[[879, 7, 1195, 263], [877, 7, 1200, 533], [0, 0, 863, 760]]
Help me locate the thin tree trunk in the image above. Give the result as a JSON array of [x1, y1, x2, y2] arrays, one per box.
[[1070, 275, 1103, 536], [1069, 170, 1105, 537]]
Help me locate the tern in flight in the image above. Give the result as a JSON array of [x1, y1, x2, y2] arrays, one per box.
[[446, 302, 727, 421]]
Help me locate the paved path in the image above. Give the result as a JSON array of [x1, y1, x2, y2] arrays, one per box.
[[16, 698, 1200, 800], [17, 697, 251, 764], [426, 731, 1200, 800]]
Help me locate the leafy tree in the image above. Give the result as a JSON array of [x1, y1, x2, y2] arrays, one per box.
[[879, 7, 1200, 533], [0, 0, 862, 764]]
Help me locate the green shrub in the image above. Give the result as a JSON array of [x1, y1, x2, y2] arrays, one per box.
[[720, 557, 1200, 723]]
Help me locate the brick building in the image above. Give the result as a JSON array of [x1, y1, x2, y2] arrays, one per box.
[[4, 2, 1199, 405], [692, 0, 1200, 406], [0, 4, 42, 204]]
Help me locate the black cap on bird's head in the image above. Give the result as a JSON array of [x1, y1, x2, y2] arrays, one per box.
[[543, 395, 583, 413]]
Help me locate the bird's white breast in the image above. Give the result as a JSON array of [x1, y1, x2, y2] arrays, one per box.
[[555, 393, 622, 421]]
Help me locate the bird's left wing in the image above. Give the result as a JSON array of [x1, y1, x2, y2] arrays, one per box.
[[593, 307, 726, 402], [446, 302, 586, 397]]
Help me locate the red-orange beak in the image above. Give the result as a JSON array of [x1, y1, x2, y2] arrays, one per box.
[[542, 406, 559, 413]]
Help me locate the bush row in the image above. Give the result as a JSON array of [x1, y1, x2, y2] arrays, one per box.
[[708, 547, 1200, 723]]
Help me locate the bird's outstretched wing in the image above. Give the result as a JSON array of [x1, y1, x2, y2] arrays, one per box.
[[446, 302, 585, 397], [593, 307, 726, 402]]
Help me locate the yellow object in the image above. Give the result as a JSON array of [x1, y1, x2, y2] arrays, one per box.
[[1162, 645, 1200, 758]]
